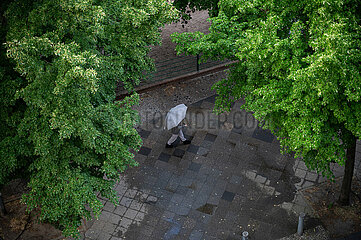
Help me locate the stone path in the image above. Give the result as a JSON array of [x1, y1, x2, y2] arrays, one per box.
[[83, 94, 360, 240]]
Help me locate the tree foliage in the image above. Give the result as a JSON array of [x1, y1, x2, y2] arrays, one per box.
[[0, 0, 177, 237], [172, 0, 361, 179]]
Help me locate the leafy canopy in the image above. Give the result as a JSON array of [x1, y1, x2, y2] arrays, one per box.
[[0, 0, 177, 237], [172, 0, 361, 177]]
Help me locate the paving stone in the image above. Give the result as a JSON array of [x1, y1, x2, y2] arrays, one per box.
[[119, 197, 132, 208], [182, 195, 197, 208], [175, 205, 191, 216], [135, 211, 145, 222], [280, 202, 294, 212], [158, 152, 171, 162], [252, 127, 274, 143], [175, 185, 189, 195], [161, 210, 176, 220], [184, 170, 199, 179], [139, 146, 152, 156], [97, 231, 111, 240], [90, 220, 105, 232], [221, 191, 235, 202], [98, 211, 112, 222], [102, 223, 117, 235], [207, 195, 221, 206], [188, 162, 202, 172], [129, 201, 143, 211], [173, 148, 186, 158], [297, 160, 308, 170], [200, 140, 214, 149], [292, 204, 306, 214], [262, 186, 275, 196], [114, 205, 127, 216], [167, 201, 181, 213], [138, 129, 151, 138], [108, 212, 121, 225], [230, 175, 242, 185], [103, 201, 116, 212], [295, 169, 307, 179], [197, 147, 209, 156], [189, 229, 204, 240], [193, 196, 209, 209], [124, 208, 138, 220], [211, 181, 226, 198], [124, 189, 138, 198], [166, 181, 180, 193], [244, 170, 257, 180], [119, 217, 133, 228], [140, 204, 147, 213], [171, 193, 185, 204], [85, 229, 100, 239], [89, 91, 358, 240], [199, 183, 214, 196], [305, 172, 319, 182], [187, 144, 199, 154], [110, 236, 124, 240], [139, 192, 149, 201], [255, 175, 267, 184], [158, 170, 172, 181], [302, 180, 314, 188], [295, 179, 305, 190], [155, 159, 177, 171], [115, 184, 128, 195], [179, 177, 194, 188]]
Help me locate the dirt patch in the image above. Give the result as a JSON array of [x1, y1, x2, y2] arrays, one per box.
[[302, 177, 361, 238], [0, 179, 62, 240]]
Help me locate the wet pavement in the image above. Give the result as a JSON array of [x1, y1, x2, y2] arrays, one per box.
[[81, 93, 361, 240]]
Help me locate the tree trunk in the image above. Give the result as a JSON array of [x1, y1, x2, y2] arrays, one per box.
[[338, 136, 357, 206], [0, 192, 6, 216]]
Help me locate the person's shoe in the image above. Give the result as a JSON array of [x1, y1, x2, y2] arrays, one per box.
[[182, 140, 191, 145], [166, 143, 174, 148]]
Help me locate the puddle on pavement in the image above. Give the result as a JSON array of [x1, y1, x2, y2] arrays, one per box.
[[197, 203, 217, 215]]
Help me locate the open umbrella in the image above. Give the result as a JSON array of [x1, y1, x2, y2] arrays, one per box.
[[165, 104, 188, 130]]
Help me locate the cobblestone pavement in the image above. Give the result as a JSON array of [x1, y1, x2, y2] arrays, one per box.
[[83, 94, 361, 240]]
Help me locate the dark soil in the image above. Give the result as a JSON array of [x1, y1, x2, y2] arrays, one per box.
[[0, 179, 62, 240], [302, 177, 361, 239]]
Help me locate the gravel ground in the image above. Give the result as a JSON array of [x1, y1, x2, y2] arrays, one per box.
[[134, 70, 227, 126]]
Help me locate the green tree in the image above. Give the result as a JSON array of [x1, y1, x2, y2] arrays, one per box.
[[172, 0, 361, 205], [0, 0, 177, 237]]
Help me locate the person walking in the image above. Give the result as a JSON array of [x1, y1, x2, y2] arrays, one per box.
[[165, 104, 191, 148]]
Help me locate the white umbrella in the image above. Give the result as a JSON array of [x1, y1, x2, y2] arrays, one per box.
[[165, 104, 188, 130]]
